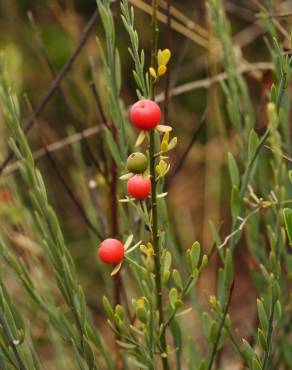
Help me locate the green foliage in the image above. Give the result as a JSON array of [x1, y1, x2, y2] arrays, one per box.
[[0, 57, 112, 370], [0, 0, 291, 369]]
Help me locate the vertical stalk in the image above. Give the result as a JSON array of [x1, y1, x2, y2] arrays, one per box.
[[110, 126, 121, 306], [262, 296, 276, 370], [150, 131, 168, 370], [0, 313, 28, 370], [110, 154, 122, 306], [110, 125, 123, 370], [206, 282, 234, 370], [149, 1, 169, 369]]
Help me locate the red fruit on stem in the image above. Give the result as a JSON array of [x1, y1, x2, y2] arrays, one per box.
[[127, 175, 151, 200], [130, 99, 161, 131], [98, 238, 125, 265]]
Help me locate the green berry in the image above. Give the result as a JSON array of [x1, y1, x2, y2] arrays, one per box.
[[126, 152, 148, 174]]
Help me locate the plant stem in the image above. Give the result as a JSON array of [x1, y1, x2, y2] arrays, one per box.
[[262, 297, 276, 370], [149, 130, 169, 370], [207, 282, 234, 370], [0, 9, 100, 175], [149, 1, 169, 368], [110, 126, 122, 306], [163, 275, 193, 332], [0, 312, 28, 370]]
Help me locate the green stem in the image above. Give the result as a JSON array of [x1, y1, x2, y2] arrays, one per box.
[[212, 309, 248, 366], [149, 1, 169, 369], [150, 130, 169, 370], [162, 275, 194, 333], [207, 283, 234, 370], [0, 312, 28, 370], [223, 324, 246, 363], [262, 296, 276, 370]]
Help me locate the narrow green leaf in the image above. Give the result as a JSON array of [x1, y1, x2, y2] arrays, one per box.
[[115, 48, 121, 93], [242, 339, 256, 364], [102, 296, 114, 319], [257, 299, 269, 333], [190, 242, 200, 270], [248, 129, 259, 162], [169, 288, 178, 309], [209, 220, 222, 247], [129, 358, 148, 369], [172, 269, 183, 290], [104, 127, 122, 166], [224, 249, 233, 287], [111, 262, 122, 276], [208, 320, 218, 343], [231, 185, 241, 221], [283, 208, 292, 246], [275, 300, 282, 321], [228, 152, 240, 187], [116, 341, 136, 350], [257, 328, 267, 351], [135, 130, 146, 147], [252, 358, 262, 370], [202, 312, 211, 339], [163, 251, 172, 272]]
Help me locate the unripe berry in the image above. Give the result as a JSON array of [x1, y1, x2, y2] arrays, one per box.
[[98, 238, 125, 265], [130, 99, 161, 131], [127, 152, 148, 174], [127, 175, 151, 200]]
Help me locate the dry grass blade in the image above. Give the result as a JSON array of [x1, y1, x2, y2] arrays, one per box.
[[129, 0, 209, 48], [158, 0, 209, 39], [156, 62, 272, 101]]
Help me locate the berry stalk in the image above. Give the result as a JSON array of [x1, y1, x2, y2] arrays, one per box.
[[149, 130, 169, 370], [150, 1, 169, 369]]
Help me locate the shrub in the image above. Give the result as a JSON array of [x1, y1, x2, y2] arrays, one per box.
[[0, 0, 291, 369]]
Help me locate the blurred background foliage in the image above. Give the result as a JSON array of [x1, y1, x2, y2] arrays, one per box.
[[0, 0, 291, 369]]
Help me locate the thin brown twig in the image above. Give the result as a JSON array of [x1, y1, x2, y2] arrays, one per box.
[[165, 108, 208, 189], [207, 281, 235, 370], [90, 80, 109, 127], [256, 11, 292, 18], [28, 10, 104, 176], [167, 0, 199, 94], [158, 0, 209, 39], [156, 62, 272, 102], [1, 62, 271, 178], [129, 0, 208, 48], [44, 146, 104, 239], [225, 1, 255, 22], [251, 0, 290, 40], [0, 8, 99, 174], [89, 80, 110, 180], [218, 207, 260, 250], [206, 222, 224, 261], [2, 126, 101, 176], [23, 95, 104, 240], [264, 144, 292, 163]]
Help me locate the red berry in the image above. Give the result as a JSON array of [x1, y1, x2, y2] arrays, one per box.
[[130, 99, 161, 131], [98, 238, 125, 265], [127, 175, 151, 200]]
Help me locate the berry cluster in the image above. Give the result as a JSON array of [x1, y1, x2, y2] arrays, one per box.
[[98, 99, 161, 265]]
